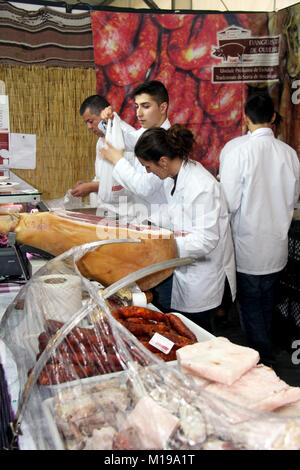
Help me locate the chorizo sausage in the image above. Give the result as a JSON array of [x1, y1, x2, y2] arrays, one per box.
[[106, 16, 159, 86], [164, 313, 197, 341], [168, 15, 227, 71], [116, 306, 166, 322], [92, 12, 140, 66]]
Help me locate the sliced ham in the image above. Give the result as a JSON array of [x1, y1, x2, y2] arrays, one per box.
[[205, 364, 300, 413], [0, 210, 178, 290], [176, 337, 259, 386]]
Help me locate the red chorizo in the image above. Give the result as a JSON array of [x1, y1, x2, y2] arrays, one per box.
[[158, 331, 195, 348], [164, 313, 197, 342], [105, 16, 159, 86], [123, 321, 170, 337], [116, 306, 165, 322], [36, 363, 100, 385], [168, 15, 227, 71], [92, 12, 140, 66], [153, 13, 188, 30], [107, 85, 126, 115], [152, 33, 176, 89]]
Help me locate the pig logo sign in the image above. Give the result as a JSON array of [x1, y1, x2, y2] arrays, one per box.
[[212, 26, 249, 63], [212, 42, 245, 63], [211, 25, 280, 84]]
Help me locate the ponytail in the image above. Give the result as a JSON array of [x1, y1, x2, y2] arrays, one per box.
[[134, 124, 195, 163]]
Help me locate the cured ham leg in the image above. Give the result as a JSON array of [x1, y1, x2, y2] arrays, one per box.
[[0, 210, 178, 290]]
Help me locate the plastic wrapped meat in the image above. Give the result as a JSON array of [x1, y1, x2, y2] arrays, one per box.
[[0, 209, 178, 290], [176, 337, 259, 385]]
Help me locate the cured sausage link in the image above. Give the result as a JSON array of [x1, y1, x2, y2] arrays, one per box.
[[116, 306, 165, 322], [164, 313, 197, 342]]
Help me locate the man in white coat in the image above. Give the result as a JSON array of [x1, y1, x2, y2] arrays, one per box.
[[219, 93, 300, 366], [71, 94, 137, 220], [100, 80, 171, 222]]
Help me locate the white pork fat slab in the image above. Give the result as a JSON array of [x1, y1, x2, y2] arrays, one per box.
[[176, 336, 259, 386]]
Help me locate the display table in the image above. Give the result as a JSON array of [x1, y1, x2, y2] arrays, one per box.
[[0, 170, 41, 204]]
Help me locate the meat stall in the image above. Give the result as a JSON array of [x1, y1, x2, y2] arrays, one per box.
[[0, 235, 300, 451]]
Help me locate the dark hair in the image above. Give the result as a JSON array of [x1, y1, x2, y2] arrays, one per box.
[[134, 124, 195, 163], [132, 80, 169, 106], [80, 95, 110, 116], [245, 93, 275, 124]]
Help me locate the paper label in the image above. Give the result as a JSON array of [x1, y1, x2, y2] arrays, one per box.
[[149, 332, 174, 355]]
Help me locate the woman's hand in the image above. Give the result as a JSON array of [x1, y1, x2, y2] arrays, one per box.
[[100, 106, 114, 122], [100, 140, 124, 165]]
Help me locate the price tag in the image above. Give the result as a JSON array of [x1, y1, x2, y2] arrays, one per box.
[[149, 332, 174, 355]]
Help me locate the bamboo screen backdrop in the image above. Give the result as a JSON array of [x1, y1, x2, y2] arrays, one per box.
[[0, 65, 97, 201]]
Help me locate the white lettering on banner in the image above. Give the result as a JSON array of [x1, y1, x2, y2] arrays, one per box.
[[291, 80, 300, 104], [291, 340, 300, 365]]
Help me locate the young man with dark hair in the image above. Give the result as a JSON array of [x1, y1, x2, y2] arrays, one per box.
[[102, 80, 170, 152], [219, 93, 300, 366]]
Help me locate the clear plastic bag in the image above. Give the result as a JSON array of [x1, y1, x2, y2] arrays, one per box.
[[98, 113, 125, 203], [44, 190, 82, 211], [1, 241, 300, 450]]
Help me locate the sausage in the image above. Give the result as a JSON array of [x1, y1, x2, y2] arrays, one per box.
[[116, 306, 166, 323], [105, 16, 159, 86], [158, 331, 195, 349], [91, 12, 140, 66], [122, 321, 170, 337], [153, 13, 187, 30], [36, 363, 100, 385], [168, 15, 227, 71], [164, 313, 197, 342], [152, 33, 176, 89], [107, 85, 126, 115], [45, 319, 114, 349]]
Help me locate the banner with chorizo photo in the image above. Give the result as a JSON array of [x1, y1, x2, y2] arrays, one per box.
[[91, 7, 300, 176]]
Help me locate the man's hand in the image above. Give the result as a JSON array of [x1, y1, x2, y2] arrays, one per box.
[[71, 181, 99, 197], [100, 106, 114, 122], [100, 140, 124, 165]]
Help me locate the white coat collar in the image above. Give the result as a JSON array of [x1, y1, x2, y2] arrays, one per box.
[[161, 118, 171, 130], [171, 160, 189, 193], [249, 127, 274, 138]]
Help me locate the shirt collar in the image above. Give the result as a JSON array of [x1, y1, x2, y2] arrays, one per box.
[[250, 127, 274, 138]]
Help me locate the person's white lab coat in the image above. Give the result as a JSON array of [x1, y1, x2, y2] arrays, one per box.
[[111, 119, 171, 222], [112, 155, 236, 312], [219, 127, 300, 275], [164, 160, 236, 312]]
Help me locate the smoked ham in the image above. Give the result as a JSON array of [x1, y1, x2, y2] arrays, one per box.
[[0, 210, 178, 290]]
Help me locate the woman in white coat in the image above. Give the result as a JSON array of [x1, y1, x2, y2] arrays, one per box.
[[102, 124, 236, 332]]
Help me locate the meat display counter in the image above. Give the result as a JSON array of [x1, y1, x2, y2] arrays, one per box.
[[0, 170, 41, 204], [0, 172, 52, 282]]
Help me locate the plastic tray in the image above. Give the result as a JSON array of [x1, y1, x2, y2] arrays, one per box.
[[41, 314, 214, 449]]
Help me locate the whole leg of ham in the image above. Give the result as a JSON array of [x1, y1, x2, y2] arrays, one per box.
[[0, 210, 178, 290]]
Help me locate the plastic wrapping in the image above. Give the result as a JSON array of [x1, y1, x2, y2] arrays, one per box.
[[1, 241, 300, 451], [0, 209, 179, 291]]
